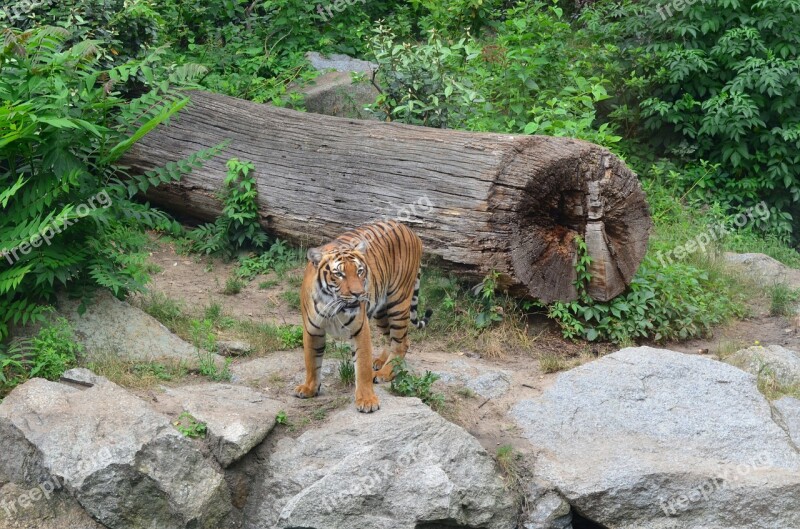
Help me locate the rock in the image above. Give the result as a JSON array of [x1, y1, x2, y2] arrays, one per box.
[[245, 389, 516, 529], [60, 367, 108, 387], [300, 71, 380, 119], [724, 252, 800, 291], [774, 397, 800, 446], [523, 482, 573, 529], [434, 359, 511, 398], [217, 340, 252, 356], [305, 51, 377, 73], [0, 375, 231, 529], [161, 384, 283, 467], [511, 346, 800, 529], [0, 483, 104, 529], [726, 344, 800, 386], [57, 289, 225, 367]]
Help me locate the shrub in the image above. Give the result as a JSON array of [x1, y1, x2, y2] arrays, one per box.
[[582, 0, 800, 238], [185, 158, 267, 258], [368, 1, 622, 147], [0, 27, 222, 340]]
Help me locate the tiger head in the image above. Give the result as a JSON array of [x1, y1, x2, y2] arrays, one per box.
[[307, 241, 369, 309]]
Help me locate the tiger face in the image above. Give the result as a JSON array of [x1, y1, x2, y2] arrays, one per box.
[[307, 242, 369, 312]]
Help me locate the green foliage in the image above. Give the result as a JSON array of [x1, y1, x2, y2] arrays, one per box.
[[278, 325, 304, 348], [0, 27, 221, 340], [473, 271, 503, 329], [336, 344, 355, 386], [236, 240, 303, 280], [223, 276, 244, 296], [275, 410, 288, 425], [2, 0, 162, 70], [583, 0, 800, 237], [368, 2, 621, 146], [389, 358, 444, 409], [770, 284, 799, 318], [185, 158, 267, 258], [174, 412, 207, 438], [0, 317, 82, 396]]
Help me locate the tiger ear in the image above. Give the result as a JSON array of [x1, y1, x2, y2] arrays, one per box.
[[354, 240, 368, 254], [307, 247, 324, 268]]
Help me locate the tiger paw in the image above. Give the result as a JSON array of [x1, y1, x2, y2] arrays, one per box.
[[372, 357, 386, 371], [355, 391, 380, 413], [294, 383, 320, 399], [373, 366, 395, 384]]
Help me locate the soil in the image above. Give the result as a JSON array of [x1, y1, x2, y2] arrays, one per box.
[[142, 235, 800, 455]]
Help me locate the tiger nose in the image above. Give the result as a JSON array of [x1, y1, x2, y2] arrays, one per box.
[[351, 286, 365, 297]]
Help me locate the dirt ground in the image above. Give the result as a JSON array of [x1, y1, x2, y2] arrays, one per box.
[[142, 235, 800, 454]]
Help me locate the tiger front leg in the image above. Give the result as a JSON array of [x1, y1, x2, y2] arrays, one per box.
[[353, 311, 380, 413], [294, 327, 326, 399]]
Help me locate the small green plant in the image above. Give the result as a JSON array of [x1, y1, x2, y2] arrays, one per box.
[[132, 362, 184, 381], [281, 290, 301, 310], [389, 358, 444, 409], [495, 444, 523, 490], [198, 354, 232, 382], [236, 240, 302, 280], [473, 271, 503, 329], [770, 284, 799, 318], [174, 412, 207, 438], [185, 158, 267, 257], [336, 344, 355, 386], [278, 325, 304, 348], [276, 410, 288, 425], [189, 319, 217, 352], [223, 276, 245, 295]]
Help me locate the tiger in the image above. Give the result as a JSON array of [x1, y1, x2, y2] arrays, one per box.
[[293, 220, 432, 413]]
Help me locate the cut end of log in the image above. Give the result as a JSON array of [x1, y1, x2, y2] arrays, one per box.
[[495, 137, 651, 303]]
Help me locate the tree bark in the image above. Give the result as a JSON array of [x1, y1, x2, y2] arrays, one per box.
[[123, 90, 651, 302]]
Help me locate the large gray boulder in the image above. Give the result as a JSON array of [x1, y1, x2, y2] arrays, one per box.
[[245, 389, 516, 529], [725, 344, 800, 386], [724, 252, 800, 291], [512, 347, 800, 529], [160, 383, 283, 467], [0, 375, 231, 529], [58, 289, 223, 366]]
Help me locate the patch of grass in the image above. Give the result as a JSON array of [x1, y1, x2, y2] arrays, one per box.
[[338, 356, 355, 387], [770, 283, 799, 317], [389, 358, 445, 410], [85, 355, 189, 389], [278, 325, 304, 348], [258, 279, 279, 289], [756, 365, 800, 401], [223, 276, 245, 295], [281, 290, 301, 311], [174, 412, 207, 438], [538, 352, 574, 374], [455, 386, 476, 399], [204, 302, 223, 323], [138, 291, 188, 333], [287, 273, 304, 287], [198, 353, 232, 382], [495, 444, 524, 492]]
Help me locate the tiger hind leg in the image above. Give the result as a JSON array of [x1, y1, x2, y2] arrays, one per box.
[[372, 308, 411, 383]]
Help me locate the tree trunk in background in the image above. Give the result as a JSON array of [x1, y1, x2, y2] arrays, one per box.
[[122, 90, 651, 302]]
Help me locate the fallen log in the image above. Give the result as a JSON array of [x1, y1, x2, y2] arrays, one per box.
[[123, 90, 651, 302]]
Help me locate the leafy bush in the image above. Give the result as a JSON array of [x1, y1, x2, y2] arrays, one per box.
[[185, 158, 267, 257], [236, 240, 303, 280], [389, 358, 444, 409], [0, 317, 82, 396], [582, 0, 800, 237], [368, 1, 621, 146], [278, 325, 304, 348], [0, 27, 221, 340]]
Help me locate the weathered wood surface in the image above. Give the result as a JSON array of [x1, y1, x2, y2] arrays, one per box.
[[123, 90, 651, 302]]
